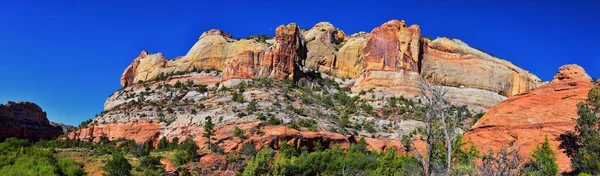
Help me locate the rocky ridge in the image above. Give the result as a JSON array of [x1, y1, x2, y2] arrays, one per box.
[[72, 19, 553, 173], [0, 101, 65, 141], [120, 19, 542, 111]]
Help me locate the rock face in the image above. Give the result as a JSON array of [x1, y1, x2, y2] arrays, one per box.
[[221, 23, 306, 82], [464, 64, 595, 172], [120, 30, 269, 87], [352, 21, 542, 111], [175, 30, 269, 72], [121, 50, 169, 87], [119, 20, 543, 112], [303, 22, 346, 76], [69, 120, 163, 144], [421, 37, 542, 97], [333, 33, 367, 78], [0, 101, 64, 141], [362, 20, 421, 72]]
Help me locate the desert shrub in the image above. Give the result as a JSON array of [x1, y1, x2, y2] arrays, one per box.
[[246, 99, 258, 112], [233, 126, 245, 138], [266, 116, 282, 126], [103, 152, 132, 176]]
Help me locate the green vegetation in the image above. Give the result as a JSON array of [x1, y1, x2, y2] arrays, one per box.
[[520, 136, 559, 176], [233, 126, 246, 138], [559, 86, 600, 175], [203, 116, 216, 150], [0, 138, 84, 176], [246, 99, 258, 112], [232, 91, 244, 103], [243, 139, 422, 176], [246, 35, 272, 43], [103, 152, 132, 176]]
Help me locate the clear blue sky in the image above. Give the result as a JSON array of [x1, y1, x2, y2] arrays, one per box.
[[0, 0, 598, 125]]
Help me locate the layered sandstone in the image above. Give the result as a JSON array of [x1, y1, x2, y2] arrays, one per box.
[[332, 33, 367, 78], [120, 30, 269, 87], [221, 23, 306, 82], [303, 22, 346, 75], [174, 30, 269, 71], [69, 120, 163, 144], [119, 20, 543, 112], [421, 37, 542, 96], [0, 101, 64, 141], [362, 20, 421, 72], [464, 64, 595, 172]]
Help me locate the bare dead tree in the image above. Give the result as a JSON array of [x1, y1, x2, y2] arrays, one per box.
[[477, 143, 522, 176], [407, 80, 466, 175]]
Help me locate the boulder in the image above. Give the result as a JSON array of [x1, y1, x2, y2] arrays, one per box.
[[464, 64, 595, 172]]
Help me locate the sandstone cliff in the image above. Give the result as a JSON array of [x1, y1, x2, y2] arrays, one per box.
[[119, 20, 542, 112], [120, 30, 269, 87], [464, 64, 595, 172], [221, 23, 306, 82], [0, 101, 64, 141], [421, 37, 542, 97]]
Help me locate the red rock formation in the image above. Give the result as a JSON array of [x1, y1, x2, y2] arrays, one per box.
[[362, 20, 421, 72], [464, 64, 595, 172], [120, 50, 169, 87], [70, 120, 408, 156], [0, 101, 63, 141], [69, 120, 163, 144], [221, 23, 306, 82]]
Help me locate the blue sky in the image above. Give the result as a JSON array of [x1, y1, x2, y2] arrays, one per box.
[[0, 0, 598, 125]]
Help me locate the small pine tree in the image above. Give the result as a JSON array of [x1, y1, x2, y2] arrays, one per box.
[[157, 136, 168, 150], [203, 116, 215, 149], [179, 137, 199, 162], [168, 137, 179, 150], [103, 152, 132, 176], [520, 136, 559, 176]]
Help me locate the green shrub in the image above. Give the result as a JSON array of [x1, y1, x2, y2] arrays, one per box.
[[246, 99, 258, 112], [232, 92, 244, 103], [233, 126, 245, 138], [157, 136, 168, 150], [240, 142, 257, 157], [103, 152, 132, 176], [520, 136, 558, 176], [58, 158, 85, 176], [266, 116, 282, 126]]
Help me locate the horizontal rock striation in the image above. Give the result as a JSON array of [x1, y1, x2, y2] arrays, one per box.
[[464, 64, 595, 172]]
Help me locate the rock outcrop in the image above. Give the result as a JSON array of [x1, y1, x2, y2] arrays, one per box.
[[69, 120, 163, 144], [332, 33, 367, 78], [464, 64, 595, 172], [362, 20, 421, 72], [0, 101, 64, 141], [120, 30, 269, 87], [421, 37, 542, 97], [303, 22, 347, 76], [118, 19, 543, 112], [221, 23, 307, 82], [352, 21, 542, 111]]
